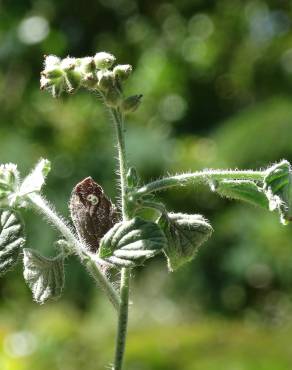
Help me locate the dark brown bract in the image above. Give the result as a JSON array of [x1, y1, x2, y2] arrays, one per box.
[[69, 177, 118, 252]]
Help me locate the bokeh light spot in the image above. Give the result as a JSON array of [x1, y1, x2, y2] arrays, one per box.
[[17, 16, 49, 45], [188, 13, 214, 40], [246, 263, 273, 289], [159, 94, 187, 122], [4, 331, 37, 358], [181, 37, 207, 64]]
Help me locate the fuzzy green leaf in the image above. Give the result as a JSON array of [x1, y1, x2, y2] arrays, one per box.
[[263, 160, 292, 224], [20, 159, 51, 196], [211, 179, 269, 209], [0, 210, 25, 275], [99, 217, 167, 268], [23, 249, 64, 304], [158, 213, 213, 271], [0, 164, 20, 208]]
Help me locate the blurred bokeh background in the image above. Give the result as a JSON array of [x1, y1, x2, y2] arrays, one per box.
[[1, 0, 292, 369]]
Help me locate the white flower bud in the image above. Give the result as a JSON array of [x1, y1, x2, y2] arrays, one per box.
[[94, 52, 116, 69], [80, 57, 96, 73], [97, 70, 115, 91], [44, 55, 60, 69], [40, 75, 53, 90], [61, 57, 77, 71], [113, 64, 132, 80], [81, 73, 98, 89]]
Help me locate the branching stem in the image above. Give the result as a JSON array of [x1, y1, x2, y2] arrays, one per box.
[[27, 193, 120, 311]]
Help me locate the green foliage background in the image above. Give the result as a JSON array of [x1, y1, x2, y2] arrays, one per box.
[[1, 0, 292, 369]]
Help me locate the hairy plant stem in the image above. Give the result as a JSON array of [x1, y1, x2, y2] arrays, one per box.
[[27, 192, 120, 311], [114, 267, 130, 370], [111, 107, 131, 370], [111, 108, 129, 220], [135, 170, 266, 198]]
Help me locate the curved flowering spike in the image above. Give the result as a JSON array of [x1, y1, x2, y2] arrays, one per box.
[[158, 213, 213, 271], [263, 160, 292, 224], [40, 52, 142, 113]]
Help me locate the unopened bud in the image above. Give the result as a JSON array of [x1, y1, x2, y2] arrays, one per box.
[[80, 57, 96, 73], [44, 55, 60, 69], [42, 66, 64, 79], [127, 167, 139, 188], [104, 88, 121, 107], [40, 75, 54, 90], [94, 52, 116, 69], [61, 57, 77, 71], [121, 94, 143, 114], [98, 71, 115, 91], [113, 64, 132, 80], [65, 70, 82, 93], [81, 73, 98, 89]]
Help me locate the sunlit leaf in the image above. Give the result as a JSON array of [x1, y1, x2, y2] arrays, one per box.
[[0, 209, 25, 275], [23, 248, 64, 304], [158, 213, 213, 271], [263, 160, 292, 224], [20, 159, 51, 196], [210, 179, 269, 209], [99, 217, 167, 268]]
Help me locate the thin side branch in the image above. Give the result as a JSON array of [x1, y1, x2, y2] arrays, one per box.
[[135, 169, 266, 197]]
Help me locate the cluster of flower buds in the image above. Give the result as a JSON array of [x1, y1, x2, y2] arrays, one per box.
[[40, 52, 142, 113]]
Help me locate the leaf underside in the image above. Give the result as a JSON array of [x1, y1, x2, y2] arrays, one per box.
[[23, 248, 64, 304], [158, 213, 213, 271], [0, 209, 25, 275]]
